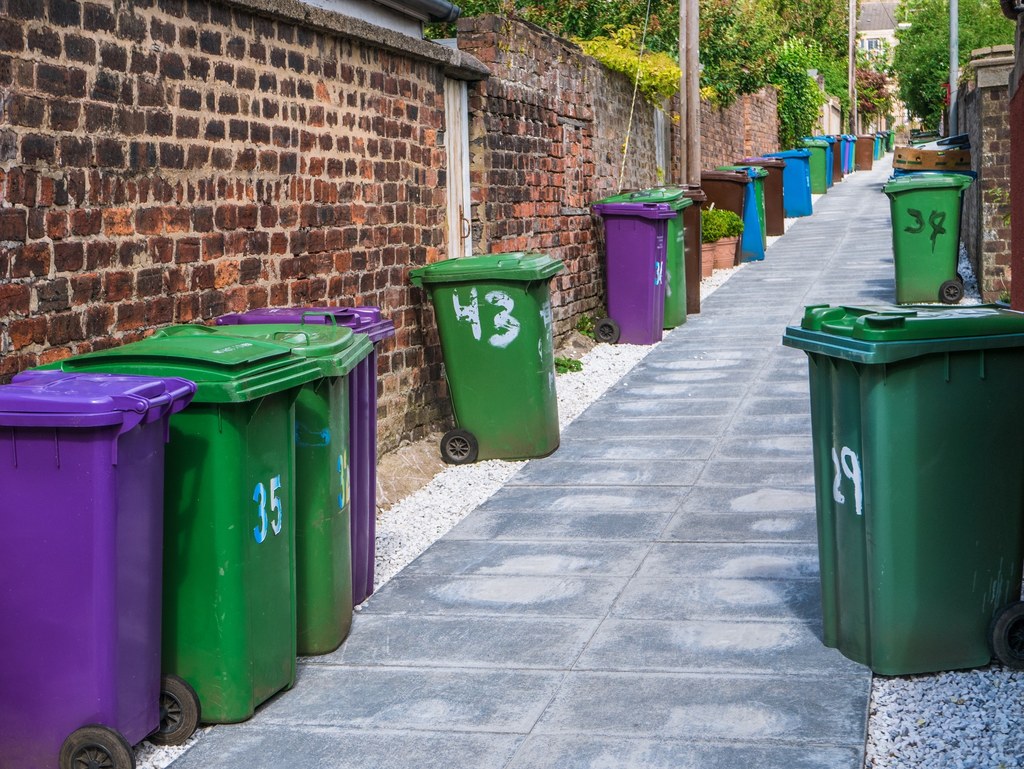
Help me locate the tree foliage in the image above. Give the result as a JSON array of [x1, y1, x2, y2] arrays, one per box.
[[698, 0, 781, 106], [892, 0, 1015, 126], [768, 0, 850, 60], [770, 39, 828, 147], [576, 27, 682, 104]]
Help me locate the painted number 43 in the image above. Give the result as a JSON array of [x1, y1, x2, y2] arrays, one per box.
[[831, 446, 863, 517], [253, 475, 284, 543]]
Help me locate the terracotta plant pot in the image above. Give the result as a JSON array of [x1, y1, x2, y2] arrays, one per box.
[[701, 242, 715, 278], [713, 236, 739, 270]]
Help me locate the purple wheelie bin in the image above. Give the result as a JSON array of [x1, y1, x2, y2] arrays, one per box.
[[591, 196, 676, 345], [0, 371, 195, 769], [217, 305, 395, 605]]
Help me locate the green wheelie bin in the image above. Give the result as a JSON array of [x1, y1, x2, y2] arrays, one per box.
[[592, 188, 694, 329], [883, 172, 974, 304], [410, 253, 563, 464], [158, 323, 373, 656], [799, 139, 830, 195], [784, 304, 1024, 675], [38, 328, 322, 723]]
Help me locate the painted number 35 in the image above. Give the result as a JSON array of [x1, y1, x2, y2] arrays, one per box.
[[253, 475, 284, 544]]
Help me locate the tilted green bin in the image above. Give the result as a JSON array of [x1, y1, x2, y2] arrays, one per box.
[[593, 188, 694, 329], [159, 324, 373, 656], [410, 253, 563, 464], [883, 172, 974, 304], [799, 139, 830, 195], [39, 328, 322, 723], [783, 304, 1024, 675]]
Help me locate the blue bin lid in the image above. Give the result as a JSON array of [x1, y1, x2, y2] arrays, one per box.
[[766, 149, 812, 159], [3, 371, 195, 429]]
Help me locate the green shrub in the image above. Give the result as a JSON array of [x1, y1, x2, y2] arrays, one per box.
[[700, 207, 744, 243]]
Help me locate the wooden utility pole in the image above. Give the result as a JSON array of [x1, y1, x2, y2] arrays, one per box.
[[849, 0, 858, 131], [678, 0, 700, 183], [949, 0, 959, 132]]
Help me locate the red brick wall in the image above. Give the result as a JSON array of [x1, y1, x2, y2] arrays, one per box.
[[0, 0, 451, 450], [700, 89, 780, 168], [457, 15, 668, 337]]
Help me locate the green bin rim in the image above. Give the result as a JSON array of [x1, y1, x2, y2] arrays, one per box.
[[717, 165, 769, 178], [799, 139, 829, 148], [883, 173, 974, 194], [782, 304, 1024, 363], [44, 326, 323, 402], [409, 252, 564, 287], [593, 188, 696, 211], [156, 323, 374, 378]]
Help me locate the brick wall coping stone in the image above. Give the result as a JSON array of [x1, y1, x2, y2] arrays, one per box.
[[223, 0, 490, 79]]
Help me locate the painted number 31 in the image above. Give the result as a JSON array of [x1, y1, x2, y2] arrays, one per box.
[[253, 475, 284, 544], [831, 446, 863, 517]]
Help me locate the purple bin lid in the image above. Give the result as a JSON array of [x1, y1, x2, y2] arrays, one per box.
[[4, 370, 195, 431], [217, 306, 396, 343], [592, 202, 677, 219]]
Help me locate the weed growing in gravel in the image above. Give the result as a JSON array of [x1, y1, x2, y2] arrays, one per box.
[[575, 315, 596, 339], [555, 357, 583, 374]]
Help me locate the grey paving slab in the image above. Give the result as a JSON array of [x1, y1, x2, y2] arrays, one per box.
[[444, 510, 674, 541], [396, 540, 650, 577], [580, 395, 739, 416], [256, 665, 563, 732], [637, 542, 820, 580], [565, 414, 731, 438], [171, 727, 524, 769], [679, 484, 816, 514], [361, 573, 630, 617], [317, 614, 599, 669], [508, 459, 703, 487], [548, 435, 716, 460], [727, 412, 812, 436], [697, 458, 814, 486], [533, 671, 869, 743], [713, 434, 813, 459], [611, 575, 822, 623], [575, 618, 862, 676], [662, 510, 817, 543], [504, 736, 861, 769], [737, 395, 813, 415], [476, 485, 686, 513]]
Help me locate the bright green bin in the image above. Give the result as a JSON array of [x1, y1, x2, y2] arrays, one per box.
[[783, 304, 1024, 675], [799, 139, 829, 195], [883, 172, 974, 304], [39, 327, 322, 723], [410, 253, 563, 464], [158, 323, 373, 657], [592, 188, 694, 329]]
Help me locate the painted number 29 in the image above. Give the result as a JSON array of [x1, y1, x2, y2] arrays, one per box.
[[831, 446, 863, 516], [253, 475, 284, 543]]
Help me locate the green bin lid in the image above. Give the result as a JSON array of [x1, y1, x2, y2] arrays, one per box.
[[717, 165, 769, 178], [46, 325, 322, 403], [883, 173, 974, 195], [782, 304, 1024, 364], [166, 323, 374, 378], [592, 188, 695, 211], [798, 139, 828, 148], [409, 252, 564, 287]]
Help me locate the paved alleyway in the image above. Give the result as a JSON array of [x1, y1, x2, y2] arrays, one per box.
[[172, 158, 897, 769]]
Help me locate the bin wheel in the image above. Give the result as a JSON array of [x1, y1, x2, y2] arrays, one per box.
[[594, 318, 621, 344], [939, 280, 964, 304], [60, 725, 135, 769], [441, 429, 479, 465], [149, 674, 201, 746], [990, 601, 1024, 669]]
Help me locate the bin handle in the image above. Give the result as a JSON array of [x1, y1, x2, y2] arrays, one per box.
[[301, 311, 338, 326], [272, 330, 311, 343]]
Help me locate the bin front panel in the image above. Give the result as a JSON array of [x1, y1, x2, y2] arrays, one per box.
[[767, 151, 813, 218], [294, 376, 353, 654], [856, 136, 875, 170], [885, 182, 967, 303], [427, 279, 560, 460], [800, 144, 829, 194], [162, 395, 297, 723], [663, 206, 688, 328]]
